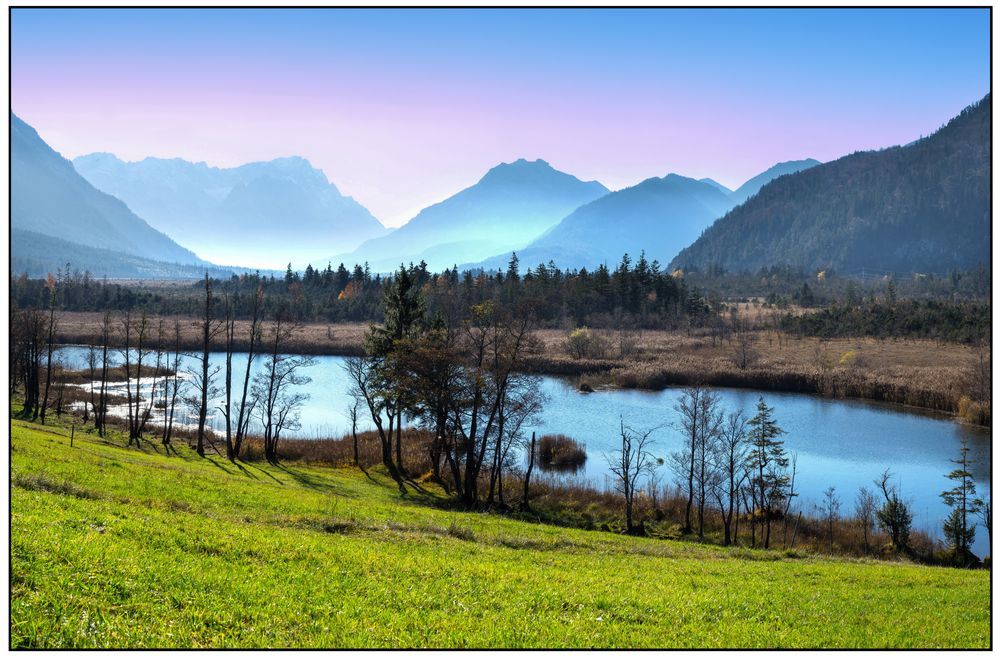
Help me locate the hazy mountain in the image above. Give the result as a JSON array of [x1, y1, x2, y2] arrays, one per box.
[[327, 158, 609, 272], [11, 113, 203, 268], [698, 178, 733, 195], [729, 158, 821, 205], [470, 174, 736, 271], [11, 229, 256, 279], [73, 153, 388, 269], [672, 96, 990, 274]]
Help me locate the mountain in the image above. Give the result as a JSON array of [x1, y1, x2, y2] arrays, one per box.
[[672, 96, 990, 274], [699, 178, 733, 195], [11, 229, 258, 279], [327, 159, 609, 272], [72, 153, 388, 269], [469, 174, 735, 271], [11, 113, 203, 268], [729, 158, 821, 205]]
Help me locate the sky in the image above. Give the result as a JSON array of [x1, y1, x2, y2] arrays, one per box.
[[11, 8, 991, 227]]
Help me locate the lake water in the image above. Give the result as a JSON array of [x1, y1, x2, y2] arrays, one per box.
[[58, 345, 992, 556]]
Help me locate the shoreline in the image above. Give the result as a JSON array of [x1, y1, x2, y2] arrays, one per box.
[[52, 312, 990, 428]]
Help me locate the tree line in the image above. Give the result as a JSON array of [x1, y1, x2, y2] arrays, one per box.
[[10, 252, 711, 329]]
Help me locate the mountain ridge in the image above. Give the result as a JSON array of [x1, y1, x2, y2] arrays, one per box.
[[671, 96, 990, 274], [11, 113, 205, 268], [72, 152, 387, 269], [324, 158, 610, 272]]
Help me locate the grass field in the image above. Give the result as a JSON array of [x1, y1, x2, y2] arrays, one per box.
[[9, 417, 990, 649]]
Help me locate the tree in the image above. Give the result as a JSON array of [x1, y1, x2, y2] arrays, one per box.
[[344, 355, 404, 488], [161, 321, 184, 447], [13, 308, 46, 419], [875, 470, 913, 555], [606, 419, 658, 534], [252, 311, 315, 462], [119, 311, 150, 445], [975, 500, 991, 547], [711, 410, 749, 546], [232, 285, 264, 459], [521, 431, 537, 512], [854, 486, 878, 555], [95, 310, 114, 437], [38, 273, 59, 424], [940, 438, 980, 564], [448, 301, 541, 507], [217, 288, 242, 460], [746, 396, 789, 549], [364, 265, 427, 476], [194, 273, 223, 457], [818, 486, 841, 552], [673, 385, 706, 534], [347, 400, 361, 468]]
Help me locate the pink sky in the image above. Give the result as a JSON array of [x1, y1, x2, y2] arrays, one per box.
[[11, 8, 990, 226]]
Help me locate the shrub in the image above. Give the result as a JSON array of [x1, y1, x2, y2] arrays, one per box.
[[564, 327, 609, 360], [958, 395, 991, 426], [536, 434, 587, 473]]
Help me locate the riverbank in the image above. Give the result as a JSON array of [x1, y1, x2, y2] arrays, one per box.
[[53, 312, 989, 426], [11, 416, 990, 648]]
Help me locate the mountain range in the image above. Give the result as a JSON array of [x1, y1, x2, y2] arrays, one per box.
[[672, 96, 990, 274], [469, 159, 821, 272], [321, 159, 609, 272], [72, 153, 387, 269], [11, 113, 209, 276], [11, 96, 989, 280]]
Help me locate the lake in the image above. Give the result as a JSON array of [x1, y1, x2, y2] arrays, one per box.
[[57, 345, 992, 555]]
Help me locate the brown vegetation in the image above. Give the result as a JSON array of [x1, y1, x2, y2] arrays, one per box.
[[536, 434, 587, 472], [53, 311, 989, 425]]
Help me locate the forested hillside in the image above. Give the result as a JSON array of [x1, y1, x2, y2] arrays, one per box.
[[672, 96, 990, 274]]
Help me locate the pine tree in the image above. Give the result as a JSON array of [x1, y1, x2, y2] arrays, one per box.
[[941, 437, 980, 564], [746, 397, 789, 549]]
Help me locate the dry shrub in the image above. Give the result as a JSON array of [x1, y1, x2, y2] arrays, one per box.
[[564, 327, 610, 360], [536, 434, 587, 472]]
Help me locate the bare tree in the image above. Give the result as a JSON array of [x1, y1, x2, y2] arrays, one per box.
[[232, 285, 264, 459], [252, 312, 315, 462], [730, 331, 759, 370], [818, 486, 841, 552], [975, 500, 991, 547], [38, 274, 59, 424], [219, 289, 237, 460], [95, 311, 113, 436], [711, 410, 749, 546], [694, 390, 723, 537], [449, 301, 540, 507], [139, 317, 166, 436], [855, 486, 878, 555], [606, 418, 658, 534], [674, 385, 706, 534], [194, 273, 223, 456], [120, 311, 151, 445], [521, 431, 537, 511], [14, 308, 46, 419], [162, 321, 185, 447], [343, 355, 405, 488], [347, 399, 361, 468]]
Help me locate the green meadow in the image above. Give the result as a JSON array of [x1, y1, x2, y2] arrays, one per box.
[[10, 418, 990, 649]]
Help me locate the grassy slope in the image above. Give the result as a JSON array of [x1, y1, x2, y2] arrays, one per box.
[[10, 419, 990, 649]]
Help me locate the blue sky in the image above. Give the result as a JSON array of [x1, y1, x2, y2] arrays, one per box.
[[12, 7, 991, 225]]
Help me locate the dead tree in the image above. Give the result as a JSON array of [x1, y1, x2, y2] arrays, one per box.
[[606, 418, 658, 535]]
